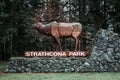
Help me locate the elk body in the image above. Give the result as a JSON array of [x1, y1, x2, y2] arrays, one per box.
[[33, 21, 82, 51]]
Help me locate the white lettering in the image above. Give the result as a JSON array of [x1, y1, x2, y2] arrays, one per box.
[[25, 52, 30, 56], [24, 51, 88, 57]]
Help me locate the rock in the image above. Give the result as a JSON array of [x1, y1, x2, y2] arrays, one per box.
[[5, 69, 9, 72], [16, 67, 22, 72], [25, 68, 31, 72], [107, 48, 114, 53], [115, 47, 119, 52], [84, 62, 90, 66], [65, 69, 70, 72], [71, 68, 74, 72], [38, 63, 43, 67], [115, 53, 120, 60], [103, 53, 112, 62]]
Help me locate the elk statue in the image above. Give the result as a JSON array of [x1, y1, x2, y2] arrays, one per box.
[[33, 21, 82, 51]]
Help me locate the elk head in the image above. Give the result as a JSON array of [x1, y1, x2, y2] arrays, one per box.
[[32, 22, 42, 31]]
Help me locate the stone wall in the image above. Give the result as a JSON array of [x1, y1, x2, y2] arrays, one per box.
[[5, 57, 86, 73], [5, 29, 120, 73], [80, 29, 120, 72]]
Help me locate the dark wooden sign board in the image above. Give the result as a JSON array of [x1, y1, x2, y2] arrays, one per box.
[[25, 51, 88, 57]]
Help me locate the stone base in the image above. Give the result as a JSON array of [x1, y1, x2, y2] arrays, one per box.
[[5, 57, 120, 73], [5, 29, 120, 73], [5, 57, 87, 73]]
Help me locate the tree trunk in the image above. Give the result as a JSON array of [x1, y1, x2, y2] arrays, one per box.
[[81, 0, 86, 23], [10, 34, 13, 57], [103, 0, 107, 29], [47, 0, 50, 22], [3, 43, 6, 61], [79, 0, 85, 23]]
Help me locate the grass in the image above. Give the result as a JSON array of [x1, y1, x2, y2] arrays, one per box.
[[0, 73, 120, 80], [0, 61, 120, 80]]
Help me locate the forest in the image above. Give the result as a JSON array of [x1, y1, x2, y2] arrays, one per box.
[[0, 0, 120, 61]]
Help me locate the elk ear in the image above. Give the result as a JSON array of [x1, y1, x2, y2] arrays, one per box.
[[38, 22, 42, 26]]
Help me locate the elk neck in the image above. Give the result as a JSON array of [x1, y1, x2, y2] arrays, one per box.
[[38, 25, 51, 36]]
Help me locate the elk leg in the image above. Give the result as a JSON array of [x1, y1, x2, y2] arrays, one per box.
[[77, 39, 80, 51], [54, 37, 62, 51], [74, 38, 78, 51], [54, 41, 58, 51]]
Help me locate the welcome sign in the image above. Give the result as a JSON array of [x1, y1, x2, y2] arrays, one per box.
[[25, 51, 88, 57], [3, 0, 120, 74]]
